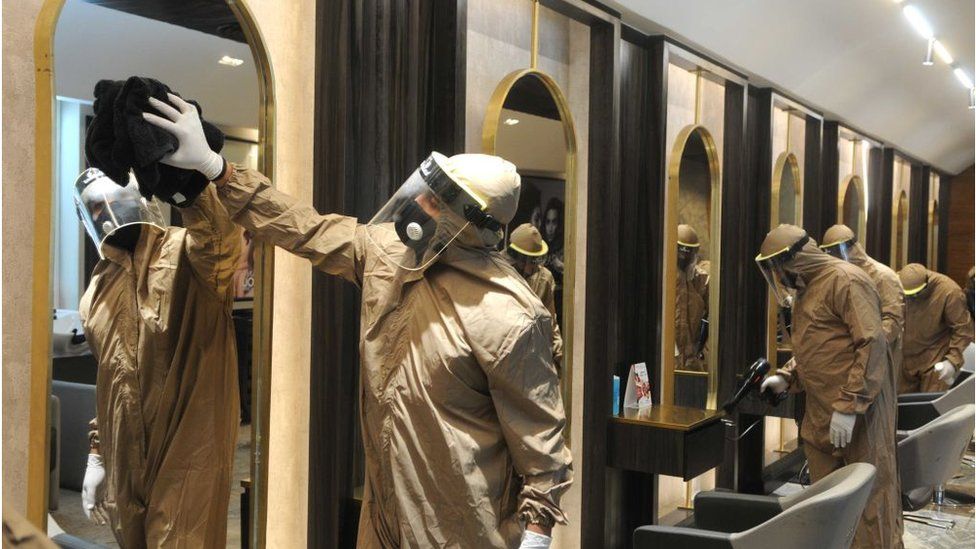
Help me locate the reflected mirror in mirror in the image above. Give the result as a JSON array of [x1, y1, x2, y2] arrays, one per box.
[[895, 191, 908, 271], [672, 128, 715, 409], [49, 1, 260, 546]]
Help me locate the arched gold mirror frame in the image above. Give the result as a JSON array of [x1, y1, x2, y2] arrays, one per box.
[[29, 2, 276, 542], [662, 124, 722, 409], [766, 152, 801, 370], [482, 67, 578, 435], [838, 174, 867, 243], [928, 200, 940, 268]]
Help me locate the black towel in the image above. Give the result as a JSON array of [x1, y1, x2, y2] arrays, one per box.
[[85, 77, 224, 206]]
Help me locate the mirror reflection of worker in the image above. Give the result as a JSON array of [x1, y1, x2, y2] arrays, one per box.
[[74, 167, 242, 547], [758, 225, 902, 549], [898, 263, 974, 393], [821, 224, 904, 392], [675, 224, 709, 372], [506, 223, 564, 370], [143, 94, 572, 549]]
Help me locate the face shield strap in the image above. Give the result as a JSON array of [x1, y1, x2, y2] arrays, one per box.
[[463, 204, 503, 232]]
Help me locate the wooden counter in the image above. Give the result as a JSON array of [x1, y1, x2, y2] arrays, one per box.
[[607, 404, 726, 480]]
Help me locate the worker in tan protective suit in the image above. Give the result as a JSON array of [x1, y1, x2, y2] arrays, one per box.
[[821, 224, 904, 390], [74, 165, 241, 548], [675, 224, 709, 372], [506, 223, 563, 369], [144, 94, 572, 549], [758, 225, 902, 549], [897, 263, 974, 393]]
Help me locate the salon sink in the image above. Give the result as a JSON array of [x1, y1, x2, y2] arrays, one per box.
[[52, 309, 90, 358]]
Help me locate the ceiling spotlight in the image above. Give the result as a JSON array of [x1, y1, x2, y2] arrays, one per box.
[[218, 55, 244, 67], [923, 38, 934, 66], [503, 118, 520, 126], [902, 5, 933, 40], [932, 40, 953, 64], [953, 67, 974, 89]]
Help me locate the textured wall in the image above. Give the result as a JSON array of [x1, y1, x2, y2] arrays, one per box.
[[946, 165, 975, 286], [1, 2, 316, 543], [1, 0, 46, 515], [466, 1, 589, 546]]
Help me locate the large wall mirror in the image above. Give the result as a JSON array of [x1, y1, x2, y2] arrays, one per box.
[[890, 156, 912, 271], [667, 125, 721, 409], [766, 152, 801, 371], [483, 68, 578, 432], [928, 172, 941, 269], [35, 0, 274, 545]]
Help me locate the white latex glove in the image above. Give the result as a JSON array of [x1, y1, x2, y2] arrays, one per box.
[[829, 411, 857, 449], [82, 453, 109, 525], [760, 374, 789, 396], [933, 360, 956, 384], [520, 530, 552, 549], [142, 93, 224, 180]]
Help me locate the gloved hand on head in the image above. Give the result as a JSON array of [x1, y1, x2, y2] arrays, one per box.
[[760, 374, 789, 396], [143, 94, 225, 181], [829, 411, 857, 449], [82, 453, 109, 525], [933, 360, 956, 384], [519, 530, 552, 549]]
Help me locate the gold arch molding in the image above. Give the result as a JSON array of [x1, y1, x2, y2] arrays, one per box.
[[838, 173, 867, 244], [30, 2, 276, 543], [482, 68, 578, 437], [663, 124, 722, 410]]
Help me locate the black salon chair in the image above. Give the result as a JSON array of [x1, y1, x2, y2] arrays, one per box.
[[898, 404, 975, 523], [897, 370, 975, 431], [633, 463, 876, 549]]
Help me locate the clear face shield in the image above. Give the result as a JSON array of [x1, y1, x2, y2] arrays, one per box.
[[677, 242, 699, 271], [755, 236, 808, 308], [366, 153, 503, 271], [74, 168, 166, 257], [820, 239, 855, 262]]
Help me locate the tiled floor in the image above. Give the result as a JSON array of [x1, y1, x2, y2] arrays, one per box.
[[903, 452, 974, 549], [48, 425, 251, 548]]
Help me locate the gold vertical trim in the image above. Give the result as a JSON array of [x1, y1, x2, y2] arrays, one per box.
[[530, 0, 539, 70], [483, 68, 578, 439], [28, 0, 66, 528], [693, 70, 703, 125]]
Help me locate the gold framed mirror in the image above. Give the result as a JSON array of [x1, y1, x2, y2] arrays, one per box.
[[482, 67, 578, 434], [838, 174, 867, 242], [664, 124, 722, 410], [766, 152, 801, 370], [30, 1, 275, 545], [893, 191, 909, 271]]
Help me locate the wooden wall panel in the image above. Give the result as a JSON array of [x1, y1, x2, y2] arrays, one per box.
[[908, 164, 930, 265], [819, 121, 839, 238], [937, 171, 951, 273], [310, 1, 466, 545], [946, 165, 975, 286], [866, 147, 889, 261], [803, 116, 824, 242]]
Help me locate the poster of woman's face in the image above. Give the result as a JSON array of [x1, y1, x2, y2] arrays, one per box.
[[506, 175, 566, 320]]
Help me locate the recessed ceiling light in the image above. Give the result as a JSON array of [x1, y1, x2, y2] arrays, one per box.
[[503, 118, 520, 126], [219, 55, 244, 67], [953, 68, 973, 89], [932, 40, 953, 64], [902, 5, 933, 40], [923, 38, 934, 66]]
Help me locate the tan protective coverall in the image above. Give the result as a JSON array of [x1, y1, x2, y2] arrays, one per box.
[[80, 186, 241, 548], [2, 506, 57, 549], [901, 269, 974, 393], [777, 242, 902, 549], [217, 167, 572, 548], [522, 264, 564, 368], [846, 244, 904, 388], [675, 260, 709, 372]]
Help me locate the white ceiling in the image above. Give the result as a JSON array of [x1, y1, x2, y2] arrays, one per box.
[[54, 0, 258, 129], [607, 0, 975, 174]]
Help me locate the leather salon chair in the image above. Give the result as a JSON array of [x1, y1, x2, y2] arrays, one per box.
[[633, 463, 876, 549], [897, 371, 975, 432], [897, 404, 975, 526]]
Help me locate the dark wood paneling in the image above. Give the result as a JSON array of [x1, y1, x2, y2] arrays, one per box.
[[580, 12, 623, 548], [83, 0, 245, 42], [310, 1, 465, 546], [908, 164, 930, 264], [607, 418, 725, 479], [946, 165, 974, 285], [866, 147, 889, 261], [937, 170, 952, 273], [802, 116, 824, 241], [819, 121, 840, 237]]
